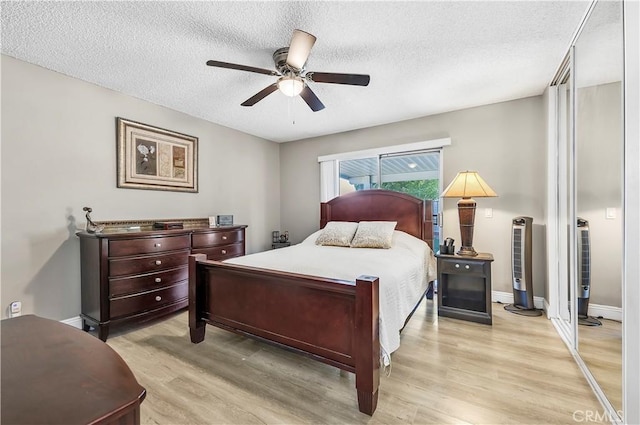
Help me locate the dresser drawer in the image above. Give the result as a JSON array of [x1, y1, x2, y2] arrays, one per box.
[[110, 282, 188, 320], [109, 266, 188, 297], [192, 243, 244, 260], [192, 230, 244, 248], [109, 249, 190, 277], [109, 235, 191, 257], [439, 259, 485, 275]]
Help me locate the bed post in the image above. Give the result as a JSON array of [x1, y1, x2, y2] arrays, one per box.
[[354, 275, 380, 415], [422, 200, 434, 249], [189, 253, 207, 343], [320, 202, 329, 228]]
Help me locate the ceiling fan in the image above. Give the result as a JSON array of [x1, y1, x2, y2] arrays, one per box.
[[206, 29, 370, 112]]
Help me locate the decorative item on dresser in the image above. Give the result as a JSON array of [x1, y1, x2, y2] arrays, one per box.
[[77, 218, 246, 341], [153, 221, 184, 230], [82, 206, 104, 233], [215, 215, 234, 226]]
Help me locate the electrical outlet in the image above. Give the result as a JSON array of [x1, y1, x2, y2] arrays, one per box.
[[10, 301, 22, 318]]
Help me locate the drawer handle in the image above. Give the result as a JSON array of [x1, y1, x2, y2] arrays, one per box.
[[155, 260, 162, 265], [465, 265, 470, 270], [155, 296, 162, 302], [155, 277, 162, 283], [455, 264, 460, 268], [221, 249, 227, 254], [222, 236, 228, 240], [154, 243, 162, 248]]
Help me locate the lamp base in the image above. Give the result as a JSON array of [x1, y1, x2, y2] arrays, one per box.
[[457, 246, 478, 256], [456, 198, 478, 257]]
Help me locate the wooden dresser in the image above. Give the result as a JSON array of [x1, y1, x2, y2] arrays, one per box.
[[78, 224, 247, 341]]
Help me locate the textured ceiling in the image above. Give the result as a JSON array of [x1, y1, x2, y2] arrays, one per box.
[[1, 1, 591, 143]]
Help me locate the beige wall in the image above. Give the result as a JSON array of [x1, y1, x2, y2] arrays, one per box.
[[0, 55, 280, 320], [280, 96, 547, 297]]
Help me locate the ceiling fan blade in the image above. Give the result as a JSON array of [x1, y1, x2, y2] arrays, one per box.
[[206, 60, 279, 76], [286, 29, 317, 70], [307, 72, 370, 86], [299, 86, 325, 112], [241, 83, 279, 107]]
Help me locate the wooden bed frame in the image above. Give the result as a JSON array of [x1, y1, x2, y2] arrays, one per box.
[[189, 190, 433, 415]]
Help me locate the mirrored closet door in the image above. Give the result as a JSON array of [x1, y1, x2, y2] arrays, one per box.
[[574, 0, 624, 415], [550, 48, 577, 346], [550, 0, 624, 421]]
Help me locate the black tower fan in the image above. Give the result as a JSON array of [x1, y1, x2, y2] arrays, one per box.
[[577, 218, 601, 326], [505, 216, 542, 316]]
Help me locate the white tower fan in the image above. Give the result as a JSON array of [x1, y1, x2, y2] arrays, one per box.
[[505, 216, 542, 316], [577, 217, 601, 326]]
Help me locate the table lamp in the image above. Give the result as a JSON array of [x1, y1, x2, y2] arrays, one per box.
[[441, 171, 497, 256]]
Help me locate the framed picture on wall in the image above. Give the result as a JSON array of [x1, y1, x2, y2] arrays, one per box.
[[116, 117, 198, 192]]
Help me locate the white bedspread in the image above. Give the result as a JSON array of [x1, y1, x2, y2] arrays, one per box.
[[224, 230, 437, 365]]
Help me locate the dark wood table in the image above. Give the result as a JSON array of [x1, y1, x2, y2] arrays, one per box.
[[436, 252, 494, 325], [1, 315, 146, 425]]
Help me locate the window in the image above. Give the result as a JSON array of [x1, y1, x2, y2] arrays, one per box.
[[338, 151, 440, 200], [339, 157, 378, 194], [380, 151, 440, 200], [319, 138, 451, 248]]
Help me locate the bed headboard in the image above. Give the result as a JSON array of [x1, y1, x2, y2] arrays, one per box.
[[320, 189, 434, 249]]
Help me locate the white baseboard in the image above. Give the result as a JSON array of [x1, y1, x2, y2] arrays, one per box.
[[586, 303, 622, 322], [61, 316, 83, 329], [492, 291, 621, 321]]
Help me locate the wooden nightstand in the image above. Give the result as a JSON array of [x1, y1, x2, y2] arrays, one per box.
[[436, 252, 494, 325], [272, 242, 291, 249]]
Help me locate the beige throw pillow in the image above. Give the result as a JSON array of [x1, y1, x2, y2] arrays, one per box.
[[315, 221, 359, 247], [350, 221, 398, 249]]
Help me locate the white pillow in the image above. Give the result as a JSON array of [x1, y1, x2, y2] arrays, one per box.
[[350, 221, 398, 249], [315, 221, 359, 247]]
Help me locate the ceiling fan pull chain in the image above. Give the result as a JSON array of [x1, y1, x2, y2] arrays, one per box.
[[288, 96, 296, 125]]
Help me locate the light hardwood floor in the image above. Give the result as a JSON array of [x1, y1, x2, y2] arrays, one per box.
[[106, 300, 607, 424], [578, 318, 623, 412]]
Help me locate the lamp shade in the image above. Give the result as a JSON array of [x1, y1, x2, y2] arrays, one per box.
[[441, 171, 497, 198]]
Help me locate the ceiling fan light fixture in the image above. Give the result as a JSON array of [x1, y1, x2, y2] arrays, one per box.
[[277, 76, 304, 97], [206, 29, 368, 111]]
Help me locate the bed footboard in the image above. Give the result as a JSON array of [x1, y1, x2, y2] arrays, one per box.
[[188, 254, 380, 415]]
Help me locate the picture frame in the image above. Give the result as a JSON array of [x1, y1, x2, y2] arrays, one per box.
[[117, 117, 198, 192]]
